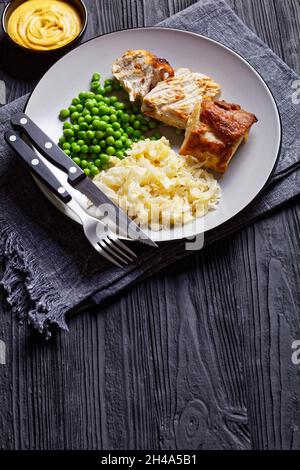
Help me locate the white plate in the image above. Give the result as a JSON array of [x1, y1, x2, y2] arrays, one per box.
[[25, 27, 281, 242]]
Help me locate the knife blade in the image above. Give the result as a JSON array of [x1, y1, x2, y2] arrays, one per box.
[[11, 112, 157, 247]]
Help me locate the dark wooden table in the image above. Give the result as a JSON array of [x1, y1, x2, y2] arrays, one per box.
[[0, 0, 300, 451]]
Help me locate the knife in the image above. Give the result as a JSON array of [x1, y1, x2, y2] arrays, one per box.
[[4, 130, 137, 267], [11, 112, 157, 247]]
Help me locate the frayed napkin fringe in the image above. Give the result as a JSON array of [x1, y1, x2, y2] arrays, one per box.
[[0, 219, 69, 338]]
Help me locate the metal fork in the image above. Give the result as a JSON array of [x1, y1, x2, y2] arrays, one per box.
[[67, 198, 136, 267], [5, 130, 136, 268]]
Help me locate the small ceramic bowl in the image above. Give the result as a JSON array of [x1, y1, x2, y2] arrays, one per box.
[[1, 0, 88, 56]]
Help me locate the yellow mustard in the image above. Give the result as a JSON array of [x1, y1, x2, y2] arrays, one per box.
[[7, 0, 82, 51]]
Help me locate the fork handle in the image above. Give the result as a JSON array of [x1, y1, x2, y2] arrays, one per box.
[[11, 112, 85, 185], [5, 130, 72, 204]]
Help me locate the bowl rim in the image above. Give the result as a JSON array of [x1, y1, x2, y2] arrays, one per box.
[[1, 0, 88, 54]]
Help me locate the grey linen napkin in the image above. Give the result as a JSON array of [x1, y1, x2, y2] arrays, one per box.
[[0, 0, 299, 336]]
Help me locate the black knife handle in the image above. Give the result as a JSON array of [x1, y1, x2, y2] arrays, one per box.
[[11, 112, 85, 185], [5, 130, 72, 204]]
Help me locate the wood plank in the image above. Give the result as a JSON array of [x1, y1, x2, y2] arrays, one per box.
[[0, 0, 299, 451]]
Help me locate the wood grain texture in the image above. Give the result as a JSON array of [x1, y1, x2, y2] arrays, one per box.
[[0, 0, 300, 451]]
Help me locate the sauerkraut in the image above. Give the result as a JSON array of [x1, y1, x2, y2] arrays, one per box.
[[93, 137, 221, 230]]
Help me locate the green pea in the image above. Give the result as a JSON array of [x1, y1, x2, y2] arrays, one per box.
[[121, 113, 130, 123], [106, 146, 116, 156], [62, 142, 71, 150], [116, 110, 124, 119], [63, 129, 74, 138], [85, 92, 95, 100], [100, 140, 107, 149], [82, 108, 90, 116], [106, 136, 115, 146], [79, 122, 88, 130], [91, 107, 99, 115], [129, 114, 136, 123], [94, 120, 107, 131], [153, 130, 161, 139], [104, 78, 114, 86], [125, 139, 133, 148], [89, 145, 94, 153], [109, 96, 118, 104], [103, 97, 110, 105], [95, 130, 105, 139], [112, 122, 121, 130], [78, 116, 85, 124], [133, 130, 142, 138], [93, 145, 101, 154], [78, 131, 86, 140], [92, 72, 101, 81], [59, 109, 70, 120], [91, 81, 100, 91], [79, 92, 86, 100], [68, 105, 76, 114], [95, 94, 104, 102], [72, 144, 81, 153], [133, 120, 141, 130], [100, 153, 110, 163], [115, 150, 124, 159], [109, 114, 118, 123], [101, 115, 110, 123], [85, 115, 92, 123], [97, 86, 106, 96], [72, 98, 80, 105], [141, 125, 148, 133], [90, 166, 99, 176], [73, 124, 80, 133], [84, 168, 90, 176], [126, 126, 134, 136], [85, 100, 94, 110], [76, 104, 83, 113], [81, 145, 89, 154], [77, 139, 85, 146], [94, 159, 102, 168], [115, 102, 125, 111], [86, 130, 95, 140], [72, 157, 81, 165], [115, 139, 123, 149], [105, 127, 114, 136], [63, 121, 71, 129], [114, 131, 122, 139], [64, 149, 71, 156], [58, 136, 66, 146]]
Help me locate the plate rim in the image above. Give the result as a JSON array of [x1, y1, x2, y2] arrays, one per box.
[[24, 26, 282, 242]]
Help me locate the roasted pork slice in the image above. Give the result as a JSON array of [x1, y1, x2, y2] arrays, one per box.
[[180, 100, 258, 173], [141, 68, 221, 129], [112, 49, 174, 102]]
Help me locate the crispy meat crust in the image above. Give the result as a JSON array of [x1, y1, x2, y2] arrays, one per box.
[[180, 100, 258, 173], [201, 100, 258, 144]]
